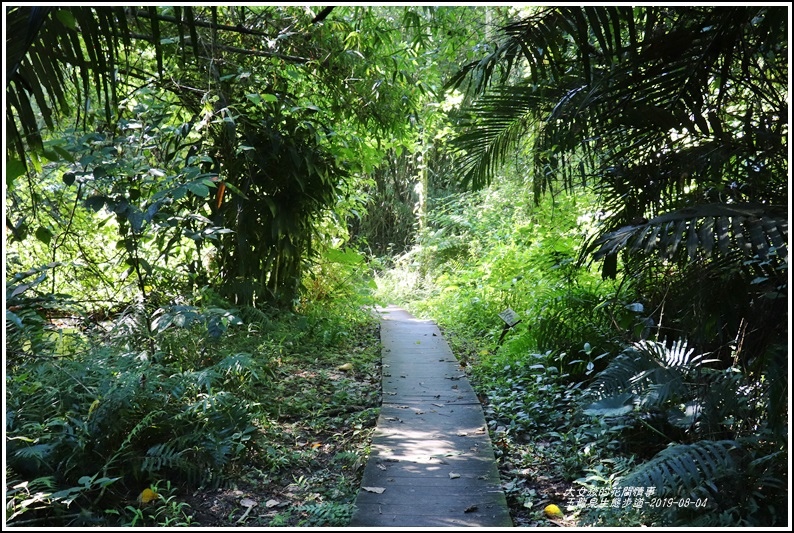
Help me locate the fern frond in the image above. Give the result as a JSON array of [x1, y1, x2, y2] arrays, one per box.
[[214, 352, 261, 382], [11, 443, 56, 463], [585, 339, 710, 417], [141, 442, 188, 474], [620, 439, 739, 499]]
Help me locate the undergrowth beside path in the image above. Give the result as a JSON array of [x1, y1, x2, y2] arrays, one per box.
[[6, 295, 384, 527]]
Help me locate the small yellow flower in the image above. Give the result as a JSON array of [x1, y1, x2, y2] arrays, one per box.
[[544, 503, 564, 519]]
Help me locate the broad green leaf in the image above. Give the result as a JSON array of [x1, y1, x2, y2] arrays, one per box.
[[55, 9, 77, 30], [41, 150, 61, 162], [52, 145, 75, 163], [126, 208, 145, 233], [35, 227, 53, 245], [6, 157, 26, 186], [583, 392, 635, 416], [186, 182, 210, 197]]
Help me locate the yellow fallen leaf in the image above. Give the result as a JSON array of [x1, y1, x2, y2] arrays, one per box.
[[138, 488, 159, 504], [544, 503, 564, 519], [363, 486, 385, 494], [449, 472, 461, 479], [337, 363, 354, 371]]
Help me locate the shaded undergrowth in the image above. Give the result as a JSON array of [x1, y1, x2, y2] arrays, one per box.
[[6, 286, 383, 527]]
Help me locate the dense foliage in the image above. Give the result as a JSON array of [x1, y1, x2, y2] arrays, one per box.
[[380, 5, 788, 528], [4, 5, 457, 526], [5, 4, 789, 528]]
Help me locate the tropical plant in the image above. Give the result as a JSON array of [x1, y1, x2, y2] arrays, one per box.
[[6, 6, 449, 308], [441, 6, 787, 526], [446, 5, 787, 275], [578, 338, 787, 526]]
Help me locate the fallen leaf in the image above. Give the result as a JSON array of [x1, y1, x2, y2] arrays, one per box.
[[363, 486, 386, 494], [310, 442, 323, 449], [337, 363, 353, 371], [377, 464, 387, 471], [457, 431, 468, 436], [137, 488, 159, 504], [464, 504, 478, 513], [265, 499, 279, 508], [449, 472, 461, 479], [236, 498, 258, 523]]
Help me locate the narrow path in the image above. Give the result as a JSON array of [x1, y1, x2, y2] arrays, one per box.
[[349, 305, 512, 527]]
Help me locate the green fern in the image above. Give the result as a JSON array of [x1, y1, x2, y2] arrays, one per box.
[[141, 442, 189, 474], [619, 439, 739, 499], [584, 339, 706, 415]]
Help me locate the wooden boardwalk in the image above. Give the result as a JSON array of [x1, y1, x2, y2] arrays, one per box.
[[349, 306, 513, 527]]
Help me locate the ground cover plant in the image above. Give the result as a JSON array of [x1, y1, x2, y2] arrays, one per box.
[[376, 163, 787, 527], [6, 278, 383, 527], [6, 5, 788, 529]]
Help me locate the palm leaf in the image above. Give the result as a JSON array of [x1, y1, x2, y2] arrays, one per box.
[[588, 203, 788, 265], [5, 6, 204, 168], [447, 6, 787, 271], [450, 85, 546, 190], [586, 339, 705, 411], [619, 439, 739, 499]]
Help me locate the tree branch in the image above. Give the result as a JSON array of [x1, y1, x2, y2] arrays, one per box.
[[311, 7, 335, 24], [126, 32, 311, 63], [131, 8, 272, 39]]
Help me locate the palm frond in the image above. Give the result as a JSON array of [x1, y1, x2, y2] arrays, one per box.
[[446, 6, 788, 271], [619, 439, 739, 500], [450, 85, 544, 190], [5, 6, 206, 168], [588, 203, 788, 265], [585, 339, 705, 415]]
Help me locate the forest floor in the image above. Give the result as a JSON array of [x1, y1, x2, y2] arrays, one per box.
[[178, 319, 575, 527]]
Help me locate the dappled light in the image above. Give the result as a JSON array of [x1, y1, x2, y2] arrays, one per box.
[[5, 4, 787, 529]]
